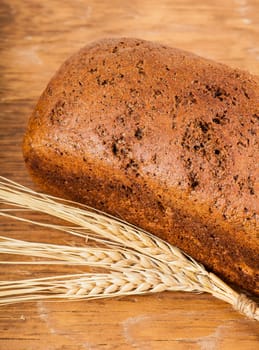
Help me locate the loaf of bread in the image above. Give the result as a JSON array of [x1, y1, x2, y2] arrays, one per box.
[[23, 38, 259, 295]]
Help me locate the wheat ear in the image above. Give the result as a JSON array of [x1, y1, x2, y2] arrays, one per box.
[[0, 176, 258, 320], [0, 270, 190, 305], [0, 235, 172, 274]]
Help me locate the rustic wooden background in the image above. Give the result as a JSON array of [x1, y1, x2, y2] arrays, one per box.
[[0, 0, 258, 349]]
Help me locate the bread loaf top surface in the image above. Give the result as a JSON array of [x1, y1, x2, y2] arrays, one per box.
[[25, 38, 258, 234], [23, 38, 259, 293]]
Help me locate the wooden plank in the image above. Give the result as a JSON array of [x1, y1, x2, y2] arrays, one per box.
[[0, 0, 258, 349]]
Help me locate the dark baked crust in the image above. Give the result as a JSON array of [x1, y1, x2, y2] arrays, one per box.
[[23, 38, 259, 295]]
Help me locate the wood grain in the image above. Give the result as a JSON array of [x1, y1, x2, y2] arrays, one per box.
[[0, 0, 258, 349]]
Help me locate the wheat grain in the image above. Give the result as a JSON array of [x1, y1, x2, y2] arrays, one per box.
[[0, 176, 258, 320]]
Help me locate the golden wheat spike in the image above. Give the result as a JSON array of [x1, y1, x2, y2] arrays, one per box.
[[0, 176, 258, 320]]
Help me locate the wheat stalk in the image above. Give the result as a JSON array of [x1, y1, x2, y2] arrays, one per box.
[[0, 176, 258, 320]]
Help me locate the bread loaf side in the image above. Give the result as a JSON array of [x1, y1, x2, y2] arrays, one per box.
[[23, 38, 259, 295]]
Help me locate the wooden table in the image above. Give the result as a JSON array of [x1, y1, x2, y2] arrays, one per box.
[[0, 0, 258, 349]]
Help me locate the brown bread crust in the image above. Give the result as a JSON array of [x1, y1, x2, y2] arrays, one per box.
[[23, 38, 259, 295]]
